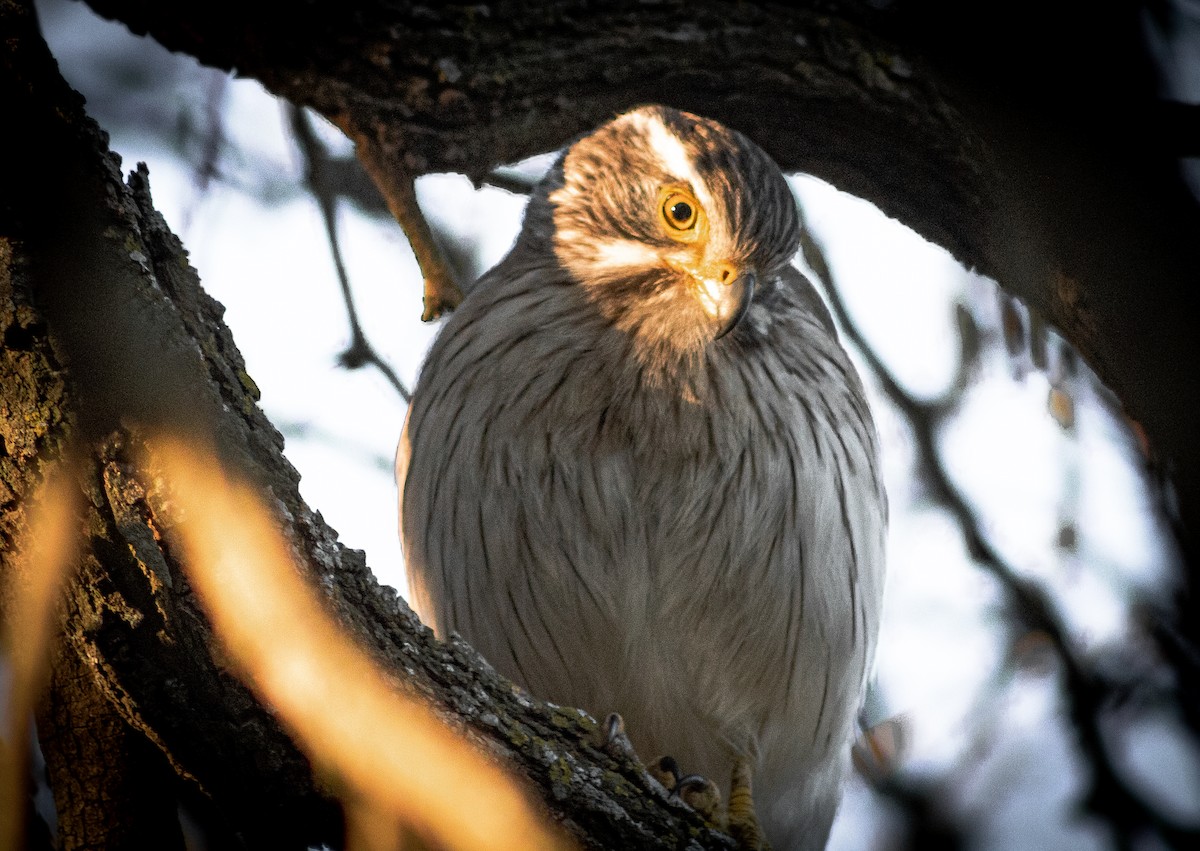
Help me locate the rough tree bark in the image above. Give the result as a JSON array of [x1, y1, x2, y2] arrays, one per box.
[[2, 0, 1197, 848]]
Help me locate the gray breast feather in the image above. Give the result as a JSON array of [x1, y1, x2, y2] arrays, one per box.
[[399, 260, 885, 850]]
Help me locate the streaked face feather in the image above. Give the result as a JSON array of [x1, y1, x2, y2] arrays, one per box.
[[545, 106, 800, 363]]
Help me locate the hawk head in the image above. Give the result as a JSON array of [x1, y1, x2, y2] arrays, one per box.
[[535, 105, 801, 361]]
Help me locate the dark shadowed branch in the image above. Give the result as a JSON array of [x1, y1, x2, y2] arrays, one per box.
[[74, 0, 1200, 550]]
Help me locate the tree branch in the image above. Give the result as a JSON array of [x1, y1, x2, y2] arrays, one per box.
[[77, 0, 1200, 560], [332, 113, 463, 321]]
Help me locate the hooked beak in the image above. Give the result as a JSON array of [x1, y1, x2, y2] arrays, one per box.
[[682, 260, 757, 340], [713, 271, 756, 339]]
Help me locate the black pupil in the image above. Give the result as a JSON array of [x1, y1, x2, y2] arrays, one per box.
[[669, 201, 693, 224]]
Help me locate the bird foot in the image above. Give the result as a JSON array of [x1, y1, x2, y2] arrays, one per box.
[[598, 717, 768, 850], [596, 712, 639, 762], [726, 757, 771, 851], [649, 755, 724, 826], [651, 755, 770, 850]]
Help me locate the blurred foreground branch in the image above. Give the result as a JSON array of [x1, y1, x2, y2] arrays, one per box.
[[152, 433, 569, 851], [0, 458, 80, 851]]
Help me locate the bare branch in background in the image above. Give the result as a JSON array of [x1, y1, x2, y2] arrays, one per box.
[[796, 205, 1200, 849], [288, 105, 412, 403], [179, 72, 228, 234]]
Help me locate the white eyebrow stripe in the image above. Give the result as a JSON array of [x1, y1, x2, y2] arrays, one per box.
[[625, 111, 723, 244], [626, 111, 701, 185], [590, 238, 661, 270]]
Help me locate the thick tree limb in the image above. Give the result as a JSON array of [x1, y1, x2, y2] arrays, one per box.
[[79, 0, 1200, 554], [38, 637, 187, 851]]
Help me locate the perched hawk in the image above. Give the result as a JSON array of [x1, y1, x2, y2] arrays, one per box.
[[398, 105, 886, 850]]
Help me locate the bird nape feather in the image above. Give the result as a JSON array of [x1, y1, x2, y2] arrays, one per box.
[[398, 104, 886, 851]]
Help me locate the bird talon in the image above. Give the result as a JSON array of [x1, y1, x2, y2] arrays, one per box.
[[603, 711, 624, 743], [596, 711, 638, 761], [675, 773, 724, 828], [648, 755, 682, 792], [648, 757, 726, 828]]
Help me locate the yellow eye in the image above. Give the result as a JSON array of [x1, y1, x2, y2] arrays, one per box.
[[659, 188, 701, 238]]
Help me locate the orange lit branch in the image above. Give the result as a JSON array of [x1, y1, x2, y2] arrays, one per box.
[[334, 116, 464, 322], [151, 434, 570, 851], [0, 458, 81, 851]]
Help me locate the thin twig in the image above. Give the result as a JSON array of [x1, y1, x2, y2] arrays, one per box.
[[480, 167, 540, 195], [180, 72, 229, 234], [288, 106, 411, 403], [795, 205, 1199, 849]]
